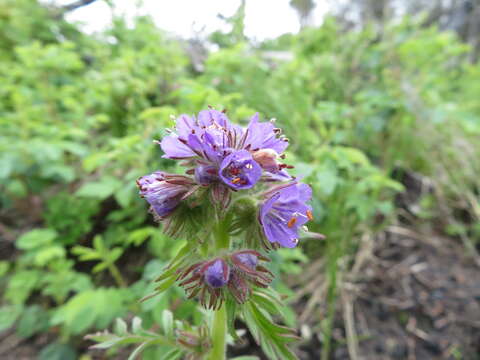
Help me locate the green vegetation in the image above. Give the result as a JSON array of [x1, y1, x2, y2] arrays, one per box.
[[1, 1, 479, 358]]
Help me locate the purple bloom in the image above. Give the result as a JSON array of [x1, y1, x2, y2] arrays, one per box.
[[158, 110, 291, 188], [136, 172, 196, 219], [219, 150, 262, 189], [259, 183, 313, 248], [204, 259, 230, 288]]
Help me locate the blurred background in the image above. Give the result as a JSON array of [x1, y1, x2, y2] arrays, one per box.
[[1, 0, 480, 359]]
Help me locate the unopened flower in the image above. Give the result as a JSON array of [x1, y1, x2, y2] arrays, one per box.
[[136, 172, 197, 219], [204, 259, 230, 288], [259, 182, 313, 248], [177, 258, 230, 310], [228, 250, 273, 304]]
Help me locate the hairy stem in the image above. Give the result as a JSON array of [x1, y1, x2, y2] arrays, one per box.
[[207, 216, 231, 360], [215, 215, 231, 250], [208, 303, 227, 360]]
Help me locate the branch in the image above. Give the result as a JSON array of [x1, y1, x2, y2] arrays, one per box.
[[62, 0, 99, 12]]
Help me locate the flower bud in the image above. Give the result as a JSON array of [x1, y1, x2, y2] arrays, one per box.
[[252, 149, 280, 172], [204, 259, 230, 288]]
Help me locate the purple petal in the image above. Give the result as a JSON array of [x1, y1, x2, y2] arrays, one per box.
[[175, 114, 198, 138], [204, 259, 229, 288], [160, 135, 196, 159], [243, 113, 288, 153], [198, 109, 230, 129], [195, 165, 218, 185], [235, 253, 258, 269]]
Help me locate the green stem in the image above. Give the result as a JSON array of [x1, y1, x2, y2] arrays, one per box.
[[208, 303, 227, 360], [207, 216, 231, 360], [108, 263, 127, 288], [215, 215, 231, 250]]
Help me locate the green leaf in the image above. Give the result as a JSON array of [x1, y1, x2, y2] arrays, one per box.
[[34, 245, 66, 266], [16, 305, 49, 338], [226, 297, 239, 341], [131, 316, 143, 334], [39, 343, 76, 360], [127, 342, 148, 360], [161, 310, 174, 338], [0, 305, 23, 332], [159, 348, 184, 360], [6, 270, 41, 304], [0, 261, 10, 277], [16, 229, 57, 250], [115, 318, 128, 336], [76, 177, 121, 200]]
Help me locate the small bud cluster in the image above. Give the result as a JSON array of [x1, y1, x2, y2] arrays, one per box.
[[137, 109, 315, 307], [177, 251, 272, 309]]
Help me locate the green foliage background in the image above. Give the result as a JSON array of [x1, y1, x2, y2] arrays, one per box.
[[1, 0, 479, 358]]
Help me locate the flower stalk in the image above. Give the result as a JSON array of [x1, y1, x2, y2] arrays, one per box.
[[208, 302, 227, 360], [208, 215, 231, 360]]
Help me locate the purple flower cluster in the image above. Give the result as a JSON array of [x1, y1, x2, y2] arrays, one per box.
[[137, 109, 313, 248]]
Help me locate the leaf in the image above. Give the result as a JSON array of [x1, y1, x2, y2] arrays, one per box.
[[0, 261, 9, 277], [5, 270, 41, 304], [226, 297, 239, 341], [315, 166, 338, 196], [76, 177, 121, 200], [127, 342, 148, 360], [127, 227, 157, 246], [131, 316, 143, 334], [115, 318, 128, 336], [51, 288, 127, 334], [0, 305, 22, 332], [38, 343, 76, 360], [16, 305, 49, 338], [108, 247, 124, 263], [34, 245, 66, 266], [16, 229, 58, 250], [161, 310, 174, 338], [159, 348, 184, 360]]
